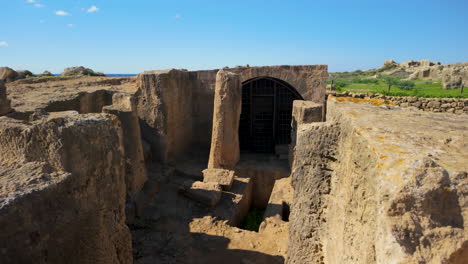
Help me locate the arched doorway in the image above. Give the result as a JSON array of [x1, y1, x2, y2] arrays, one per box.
[[239, 77, 303, 153]]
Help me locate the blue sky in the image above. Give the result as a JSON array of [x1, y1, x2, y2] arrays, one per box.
[[1, 0, 467, 73]]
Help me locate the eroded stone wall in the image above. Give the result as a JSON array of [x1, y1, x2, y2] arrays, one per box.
[[288, 97, 468, 263], [0, 113, 132, 264]]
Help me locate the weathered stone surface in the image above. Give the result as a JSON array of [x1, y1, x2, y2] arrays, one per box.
[[287, 96, 468, 264], [441, 62, 468, 89], [16, 70, 34, 79], [262, 177, 293, 221], [0, 67, 18, 82], [229, 65, 328, 103], [5, 76, 136, 116], [202, 168, 235, 190], [207, 70, 241, 169], [0, 113, 132, 264], [290, 100, 325, 166], [287, 121, 341, 264], [291, 100, 324, 125], [179, 180, 222, 207], [103, 93, 147, 196], [0, 80, 11, 115], [383, 59, 396, 66], [213, 176, 253, 226], [136, 69, 193, 163]]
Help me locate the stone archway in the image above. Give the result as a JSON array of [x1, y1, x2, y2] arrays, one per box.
[[239, 77, 303, 153]]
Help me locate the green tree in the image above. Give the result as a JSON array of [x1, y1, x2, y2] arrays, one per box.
[[379, 75, 400, 92]]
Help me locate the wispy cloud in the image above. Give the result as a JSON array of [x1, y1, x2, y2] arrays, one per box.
[[0, 41, 9, 47], [26, 0, 35, 3], [55, 10, 70, 16], [67, 24, 75, 28], [87, 6, 99, 13], [34, 3, 44, 8], [175, 14, 182, 19]]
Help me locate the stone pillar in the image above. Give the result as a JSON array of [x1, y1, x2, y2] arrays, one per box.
[[135, 69, 193, 163], [290, 100, 324, 167], [207, 70, 242, 169], [0, 80, 12, 116]]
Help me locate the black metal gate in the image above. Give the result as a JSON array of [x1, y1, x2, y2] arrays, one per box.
[[239, 77, 303, 153]]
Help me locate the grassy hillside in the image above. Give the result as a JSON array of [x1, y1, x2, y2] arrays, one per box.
[[328, 70, 467, 98]]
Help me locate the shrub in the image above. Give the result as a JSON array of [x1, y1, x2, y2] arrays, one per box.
[[397, 80, 416, 90], [351, 78, 379, 84], [334, 79, 350, 89]]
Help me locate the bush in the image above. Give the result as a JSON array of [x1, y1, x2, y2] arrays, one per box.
[[397, 80, 416, 90], [334, 79, 350, 89], [351, 78, 379, 84]]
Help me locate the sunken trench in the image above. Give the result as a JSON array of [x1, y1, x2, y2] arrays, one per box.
[[1, 65, 467, 264]]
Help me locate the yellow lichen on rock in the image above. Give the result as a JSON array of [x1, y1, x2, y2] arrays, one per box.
[[333, 95, 396, 106]]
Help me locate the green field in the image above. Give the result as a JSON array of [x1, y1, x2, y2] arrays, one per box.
[[328, 74, 467, 98]]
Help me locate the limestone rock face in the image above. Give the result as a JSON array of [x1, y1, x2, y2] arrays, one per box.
[[0, 80, 11, 115], [0, 67, 18, 82], [383, 59, 396, 66], [291, 100, 323, 124], [207, 70, 242, 169], [441, 63, 468, 89], [290, 100, 324, 166], [0, 113, 132, 264], [103, 93, 147, 196], [287, 96, 468, 264], [135, 69, 193, 163], [378, 59, 468, 87], [16, 70, 34, 79]]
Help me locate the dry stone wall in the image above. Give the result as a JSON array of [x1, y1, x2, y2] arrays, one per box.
[[328, 91, 468, 114], [0, 113, 132, 264]]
